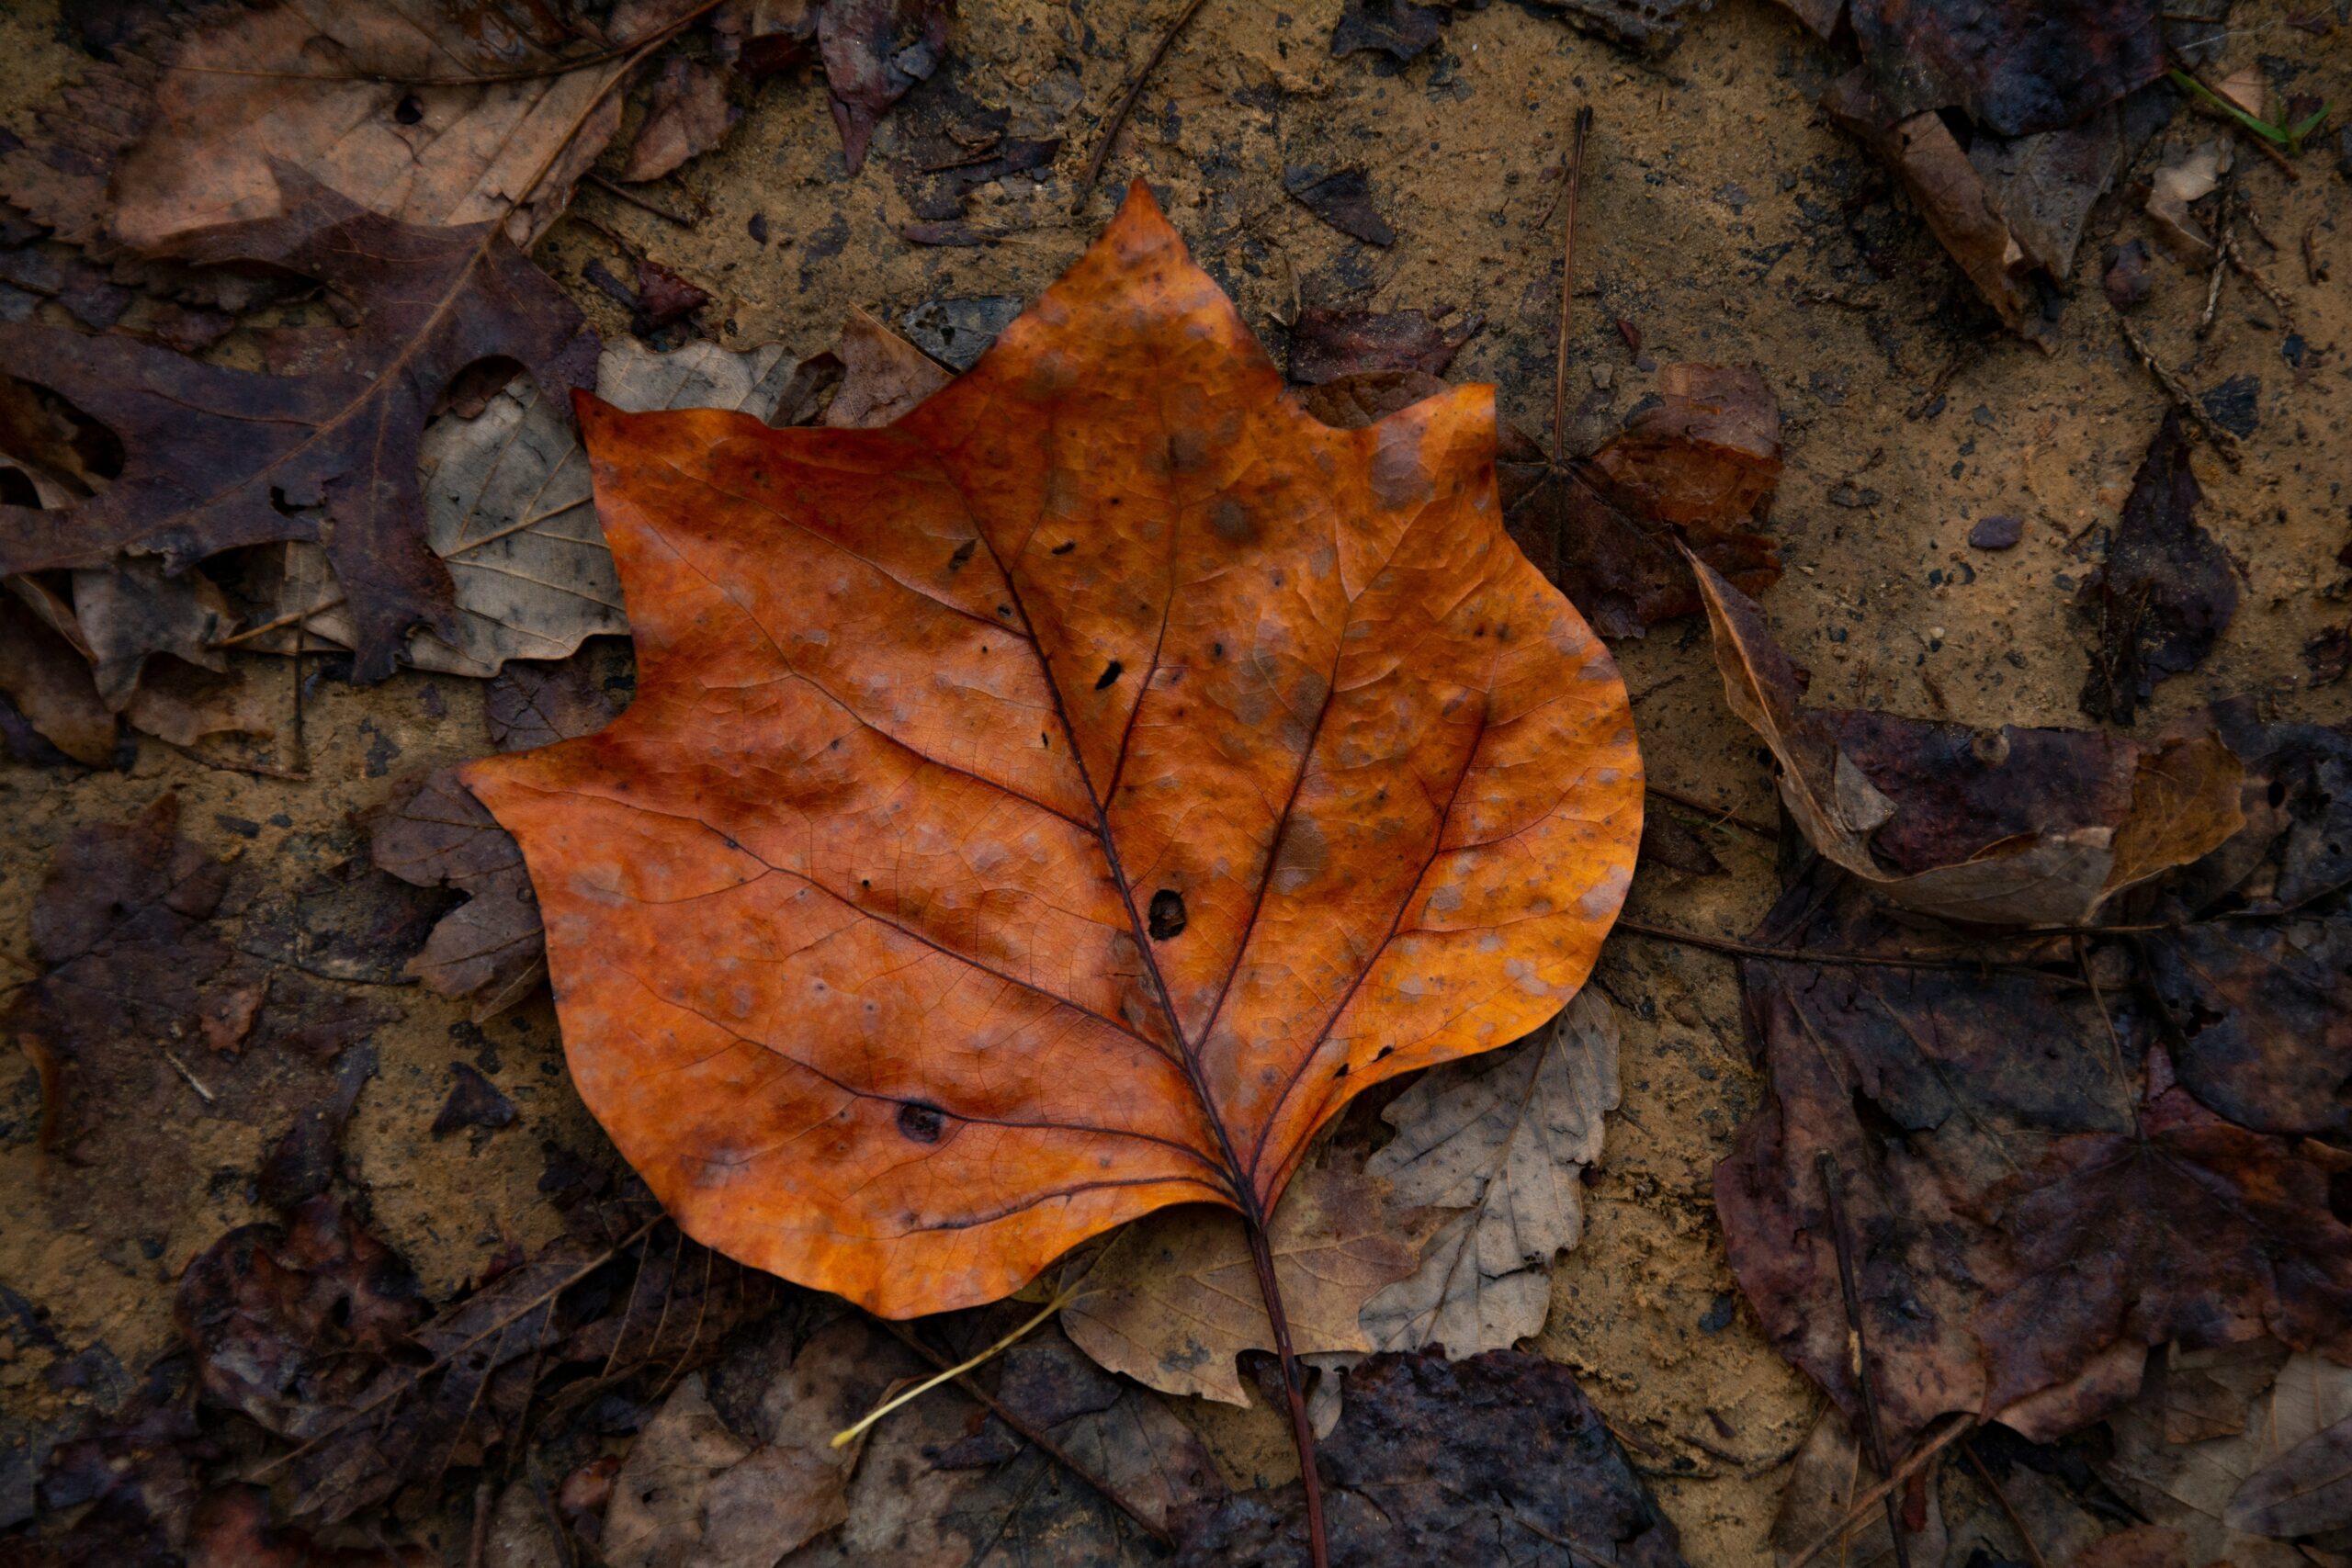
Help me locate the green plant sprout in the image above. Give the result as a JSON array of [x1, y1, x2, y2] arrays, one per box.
[[2169, 68, 2333, 154]]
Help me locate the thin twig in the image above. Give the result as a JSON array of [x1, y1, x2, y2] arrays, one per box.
[[1611, 919, 2088, 984], [2198, 173, 2237, 337], [1783, 1416, 1974, 1568], [877, 1320, 1175, 1549], [1645, 784, 1775, 839], [154, 739, 311, 782], [162, 1047, 216, 1104], [467, 1479, 494, 1568], [583, 170, 698, 227], [1817, 1152, 1913, 1568], [1551, 106, 1593, 470], [2114, 314, 2244, 463], [2225, 231, 2295, 323], [1072, 0, 1212, 212], [209, 594, 345, 649], [1961, 1442, 2052, 1568]]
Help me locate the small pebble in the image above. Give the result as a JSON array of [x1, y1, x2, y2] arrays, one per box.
[[1968, 513, 2024, 550]]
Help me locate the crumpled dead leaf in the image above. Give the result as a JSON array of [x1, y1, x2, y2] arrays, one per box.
[[1285, 307, 1482, 384], [0, 174, 599, 679], [2077, 411, 2238, 726], [176, 1198, 426, 1440], [1689, 550, 2245, 925], [1510, 365, 1783, 637], [1356, 989, 1619, 1357], [621, 56, 743, 186], [2147, 141, 2233, 264], [2099, 1347, 2352, 1565], [1170, 1348, 1685, 1566], [820, 0, 952, 175], [371, 769, 547, 1021], [0, 0, 707, 254], [1060, 1168, 1442, 1405], [405, 338, 801, 677], [1718, 853, 2352, 1453]]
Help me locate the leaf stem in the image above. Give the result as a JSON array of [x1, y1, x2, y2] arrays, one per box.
[[1816, 1151, 1913, 1568], [1244, 1210, 1330, 1568]]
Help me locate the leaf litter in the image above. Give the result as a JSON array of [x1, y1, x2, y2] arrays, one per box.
[[6, 0, 2351, 1565]]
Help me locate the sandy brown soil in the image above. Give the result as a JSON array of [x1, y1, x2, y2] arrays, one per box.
[[1, 0, 2346, 1561]]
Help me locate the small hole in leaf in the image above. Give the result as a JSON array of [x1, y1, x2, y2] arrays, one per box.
[[1095, 660, 1125, 691], [1148, 888, 1186, 941], [1051, 540, 1075, 555], [897, 1102, 945, 1143], [394, 93, 424, 124]]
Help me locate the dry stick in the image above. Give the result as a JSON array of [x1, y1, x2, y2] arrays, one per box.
[[1246, 1212, 1330, 1568], [1782, 1416, 1974, 1568], [1611, 919, 2091, 984], [2115, 314, 2244, 464], [2225, 231, 2296, 322], [2198, 173, 2238, 337], [1816, 1151, 1914, 1568], [1645, 784, 1775, 839], [583, 169, 698, 227], [1071, 0, 1212, 212], [877, 1320, 1175, 1550], [1551, 106, 1594, 476], [467, 1479, 495, 1568], [1961, 1442, 2053, 1568]]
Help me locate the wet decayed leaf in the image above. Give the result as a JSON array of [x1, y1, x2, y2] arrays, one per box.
[[1690, 551, 2245, 925], [1510, 365, 1783, 638], [463, 185, 1643, 1316], [0, 176, 598, 678], [1170, 1348, 1685, 1566], [372, 769, 547, 1021], [2077, 411, 2240, 726]]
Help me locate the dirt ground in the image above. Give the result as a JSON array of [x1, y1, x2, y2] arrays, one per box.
[[1, 0, 2347, 1561]]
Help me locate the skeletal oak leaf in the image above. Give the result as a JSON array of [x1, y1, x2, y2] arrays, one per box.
[[463, 185, 1643, 1317]]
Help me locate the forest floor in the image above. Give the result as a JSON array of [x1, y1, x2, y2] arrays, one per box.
[[1, 0, 2346, 1562]]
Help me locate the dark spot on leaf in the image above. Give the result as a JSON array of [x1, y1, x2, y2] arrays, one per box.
[[897, 1101, 945, 1143], [1095, 660, 1125, 690], [947, 538, 976, 574], [1052, 540, 1076, 555], [394, 94, 424, 125], [1148, 888, 1187, 941]]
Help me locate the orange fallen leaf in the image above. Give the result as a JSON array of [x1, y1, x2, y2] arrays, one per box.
[[464, 186, 1641, 1337]]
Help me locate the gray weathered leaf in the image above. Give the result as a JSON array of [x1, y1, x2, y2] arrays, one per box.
[[2099, 1347, 2352, 1566], [1358, 989, 1619, 1355], [408, 338, 801, 677], [1770, 1407, 1948, 1568], [2229, 1411, 2352, 1539]]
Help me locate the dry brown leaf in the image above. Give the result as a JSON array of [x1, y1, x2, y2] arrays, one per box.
[[408, 338, 802, 677], [1356, 989, 1619, 1357], [0, 0, 707, 254], [1686, 549, 2244, 925], [0, 588, 116, 764], [2100, 1348, 2352, 1567], [370, 771, 545, 1021], [1061, 1168, 1443, 1405], [622, 56, 743, 184], [820, 305, 952, 427]]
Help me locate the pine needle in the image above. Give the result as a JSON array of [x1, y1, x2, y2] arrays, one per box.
[[831, 1280, 1087, 1450]]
